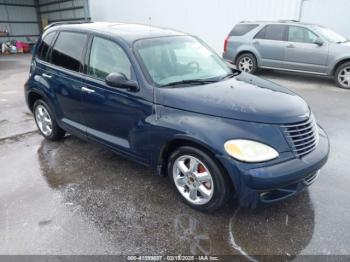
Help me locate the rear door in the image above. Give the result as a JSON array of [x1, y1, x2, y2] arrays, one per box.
[[283, 25, 329, 74], [33, 31, 58, 94], [45, 31, 89, 134], [253, 24, 288, 68]]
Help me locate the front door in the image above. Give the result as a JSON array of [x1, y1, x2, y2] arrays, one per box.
[[81, 36, 153, 159], [283, 25, 329, 74]]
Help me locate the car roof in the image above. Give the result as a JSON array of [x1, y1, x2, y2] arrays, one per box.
[[45, 22, 186, 45], [239, 20, 320, 27]]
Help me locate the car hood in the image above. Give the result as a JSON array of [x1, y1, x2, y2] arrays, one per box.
[[155, 73, 310, 124]]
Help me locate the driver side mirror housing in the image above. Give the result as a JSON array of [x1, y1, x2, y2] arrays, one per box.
[[314, 38, 324, 46], [105, 72, 139, 91]]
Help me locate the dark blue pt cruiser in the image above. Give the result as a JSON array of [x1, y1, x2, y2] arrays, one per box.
[[25, 22, 329, 212]]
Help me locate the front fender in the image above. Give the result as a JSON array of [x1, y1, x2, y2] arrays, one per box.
[[327, 56, 350, 76], [143, 106, 293, 168]]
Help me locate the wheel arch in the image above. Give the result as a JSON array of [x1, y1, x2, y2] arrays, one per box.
[[157, 136, 235, 192], [332, 58, 350, 76], [27, 89, 58, 119], [27, 90, 45, 112], [234, 50, 259, 66]]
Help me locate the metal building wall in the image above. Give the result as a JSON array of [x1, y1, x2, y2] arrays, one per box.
[[0, 0, 40, 42], [0, 0, 90, 43], [301, 0, 350, 39], [89, 0, 300, 53], [38, 0, 90, 25]]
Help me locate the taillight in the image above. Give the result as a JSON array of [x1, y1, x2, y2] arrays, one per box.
[[224, 36, 229, 52]]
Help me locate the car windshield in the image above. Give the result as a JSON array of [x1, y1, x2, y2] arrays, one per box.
[[134, 36, 232, 87], [314, 26, 348, 43]]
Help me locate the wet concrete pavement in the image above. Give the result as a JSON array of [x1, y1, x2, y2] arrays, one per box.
[[0, 55, 349, 257], [0, 54, 36, 140]]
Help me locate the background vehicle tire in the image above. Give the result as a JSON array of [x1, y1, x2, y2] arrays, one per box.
[[33, 99, 65, 141], [335, 62, 350, 89], [236, 53, 257, 74], [168, 146, 231, 212]]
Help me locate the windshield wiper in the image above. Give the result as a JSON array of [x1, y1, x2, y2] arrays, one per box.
[[159, 79, 218, 88], [220, 71, 241, 81]]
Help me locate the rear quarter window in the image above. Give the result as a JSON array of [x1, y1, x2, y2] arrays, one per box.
[[51, 31, 88, 72], [229, 24, 259, 36], [37, 32, 57, 62]]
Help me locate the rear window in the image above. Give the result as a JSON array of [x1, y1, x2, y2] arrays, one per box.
[[255, 24, 287, 41], [229, 24, 259, 36], [51, 31, 87, 72], [37, 32, 56, 62]]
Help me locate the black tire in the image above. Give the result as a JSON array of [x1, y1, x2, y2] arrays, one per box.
[[168, 146, 231, 212], [33, 99, 65, 141], [334, 62, 350, 89], [236, 53, 258, 74]]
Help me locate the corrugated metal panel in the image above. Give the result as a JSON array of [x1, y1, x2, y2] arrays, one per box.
[[8, 23, 39, 35], [39, 0, 90, 23], [6, 6, 37, 21], [0, 0, 89, 42], [0, 6, 8, 19], [90, 0, 300, 53], [0, 0, 35, 4], [0, 0, 40, 42]]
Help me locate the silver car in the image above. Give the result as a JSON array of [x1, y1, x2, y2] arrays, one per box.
[[223, 20, 350, 89]]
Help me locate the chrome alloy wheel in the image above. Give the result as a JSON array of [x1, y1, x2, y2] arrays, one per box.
[[238, 56, 253, 72], [173, 155, 214, 205], [35, 104, 53, 136], [338, 67, 350, 88]]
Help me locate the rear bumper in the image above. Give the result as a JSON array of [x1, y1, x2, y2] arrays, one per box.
[[218, 126, 330, 208]]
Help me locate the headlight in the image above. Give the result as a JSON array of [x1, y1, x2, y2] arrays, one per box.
[[224, 139, 279, 162]]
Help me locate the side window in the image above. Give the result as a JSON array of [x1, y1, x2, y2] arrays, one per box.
[[254, 26, 266, 39], [37, 32, 56, 62], [288, 26, 318, 43], [256, 25, 286, 41], [88, 37, 133, 80], [229, 24, 259, 36], [51, 32, 87, 72]]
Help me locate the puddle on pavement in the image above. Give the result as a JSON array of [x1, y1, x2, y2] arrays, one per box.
[[35, 135, 315, 256]]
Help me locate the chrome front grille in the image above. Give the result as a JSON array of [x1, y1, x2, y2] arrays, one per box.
[[281, 115, 319, 158]]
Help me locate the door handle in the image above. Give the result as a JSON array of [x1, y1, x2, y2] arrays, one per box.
[[81, 86, 95, 94], [286, 44, 295, 48], [42, 73, 52, 79], [253, 41, 260, 45]]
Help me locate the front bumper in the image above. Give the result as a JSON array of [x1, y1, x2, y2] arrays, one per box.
[[218, 126, 330, 208]]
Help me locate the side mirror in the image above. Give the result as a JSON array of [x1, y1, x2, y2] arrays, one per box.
[[105, 72, 138, 91], [314, 38, 324, 46]]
